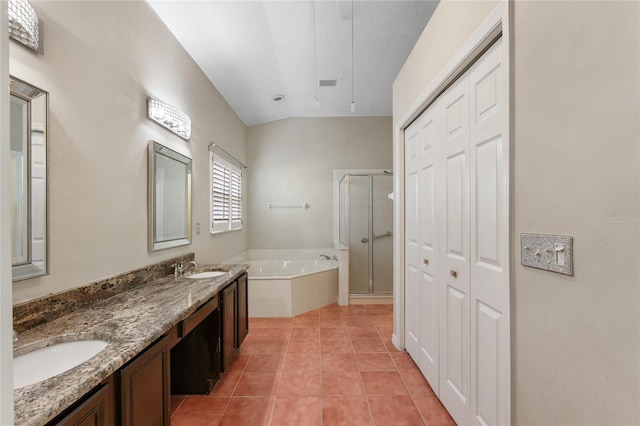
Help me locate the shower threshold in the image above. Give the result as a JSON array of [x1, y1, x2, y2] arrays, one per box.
[[348, 294, 393, 305]]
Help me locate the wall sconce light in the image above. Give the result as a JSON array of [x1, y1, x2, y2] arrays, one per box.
[[147, 97, 191, 141], [8, 0, 40, 51]]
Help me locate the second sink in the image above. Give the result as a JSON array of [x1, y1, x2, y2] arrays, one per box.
[[187, 271, 227, 279]]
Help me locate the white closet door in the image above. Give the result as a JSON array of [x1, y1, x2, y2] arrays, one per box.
[[469, 38, 509, 426], [404, 119, 421, 358], [438, 75, 471, 426], [417, 105, 440, 392], [404, 36, 509, 426]]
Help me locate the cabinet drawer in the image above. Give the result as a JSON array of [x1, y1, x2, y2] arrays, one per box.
[[50, 378, 113, 426], [179, 294, 218, 337]]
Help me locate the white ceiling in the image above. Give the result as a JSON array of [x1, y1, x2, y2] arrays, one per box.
[[147, 1, 439, 126]]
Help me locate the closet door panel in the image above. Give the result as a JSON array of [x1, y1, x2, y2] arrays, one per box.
[[438, 76, 471, 426], [469, 38, 509, 426], [418, 108, 439, 391], [404, 121, 421, 358]]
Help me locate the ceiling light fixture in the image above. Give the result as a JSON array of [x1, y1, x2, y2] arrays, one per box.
[[147, 97, 191, 141], [8, 0, 40, 51], [312, 0, 320, 110], [350, 0, 355, 113]]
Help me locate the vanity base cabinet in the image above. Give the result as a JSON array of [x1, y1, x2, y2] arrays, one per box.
[[119, 335, 170, 426], [221, 281, 237, 371], [171, 303, 221, 394], [49, 377, 114, 426], [236, 273, 249, 347]]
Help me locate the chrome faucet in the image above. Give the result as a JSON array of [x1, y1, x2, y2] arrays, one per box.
[[183, 260, 198, 273], [13, 329, 18, 343], [172, 260, 198, 281]]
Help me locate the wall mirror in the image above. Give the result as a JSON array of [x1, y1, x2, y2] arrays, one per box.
[[10, 76, 49, 281], [148, 141, 192, 252]]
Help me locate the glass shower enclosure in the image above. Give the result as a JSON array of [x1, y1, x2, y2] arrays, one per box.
[[339, 173, 393, 295]]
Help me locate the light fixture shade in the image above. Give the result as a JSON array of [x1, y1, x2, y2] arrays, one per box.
[[8, 0, 39, 51], [147, 97, 191, 140]]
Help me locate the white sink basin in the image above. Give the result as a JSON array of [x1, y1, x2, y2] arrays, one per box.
[[187, 271, 226, 279], [14, 340, 108, 389]]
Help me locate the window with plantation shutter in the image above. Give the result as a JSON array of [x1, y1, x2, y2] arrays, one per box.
[[210, 153, 242, 233]]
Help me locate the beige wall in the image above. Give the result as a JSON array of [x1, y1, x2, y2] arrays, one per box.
[[512, 1, 639, 424], [10, 1, 247, 303], [394, 0, 639, 424], [247, 117, 392, 249], [393, 0, 500, 118]]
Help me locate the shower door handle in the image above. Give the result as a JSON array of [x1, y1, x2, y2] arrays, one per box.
[[361, 237, 369, 243], [373, 231, 392, 240]]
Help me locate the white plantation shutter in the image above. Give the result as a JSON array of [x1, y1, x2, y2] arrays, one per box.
[[230, 168, 242, 229], [210, 153, 242, 233]]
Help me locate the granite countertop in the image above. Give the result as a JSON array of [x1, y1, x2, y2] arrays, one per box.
[[13, 264, 248, 426]]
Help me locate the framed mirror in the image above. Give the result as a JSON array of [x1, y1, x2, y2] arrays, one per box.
[[148, 141, 192, 252], [10, 76, 49, 281]]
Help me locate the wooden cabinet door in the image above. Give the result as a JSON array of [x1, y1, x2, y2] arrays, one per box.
[[52, 378, 113, 426], [236, 273, 249, 347], [222, 282, 237, 371], [119, 335, 170, 426]]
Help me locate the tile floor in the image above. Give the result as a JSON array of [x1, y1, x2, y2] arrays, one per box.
[[171, 303, 456, 426]]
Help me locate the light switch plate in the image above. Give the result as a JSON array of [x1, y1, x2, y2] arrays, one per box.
[[521, 233, 574, 276]]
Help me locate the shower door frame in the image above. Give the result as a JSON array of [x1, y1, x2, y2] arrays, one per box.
[[335, 169, 393, 296]]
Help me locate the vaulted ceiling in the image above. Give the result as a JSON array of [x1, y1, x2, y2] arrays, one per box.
[[147, 1, 439, 126]]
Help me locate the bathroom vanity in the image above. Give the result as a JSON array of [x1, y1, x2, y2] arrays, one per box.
[[13, 265, 249, 426]]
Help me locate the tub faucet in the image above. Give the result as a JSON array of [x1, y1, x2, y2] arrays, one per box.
[[319, 254, 331, 260]]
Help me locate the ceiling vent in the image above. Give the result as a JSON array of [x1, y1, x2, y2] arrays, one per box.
[[318, 79, 337, 87]]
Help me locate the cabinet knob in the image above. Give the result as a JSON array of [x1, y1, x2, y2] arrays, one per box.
[[423, 258, 429, 265], [450, 269, 457, 278]]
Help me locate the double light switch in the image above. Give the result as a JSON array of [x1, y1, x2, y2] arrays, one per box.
[[521, 233, 574, 276]]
